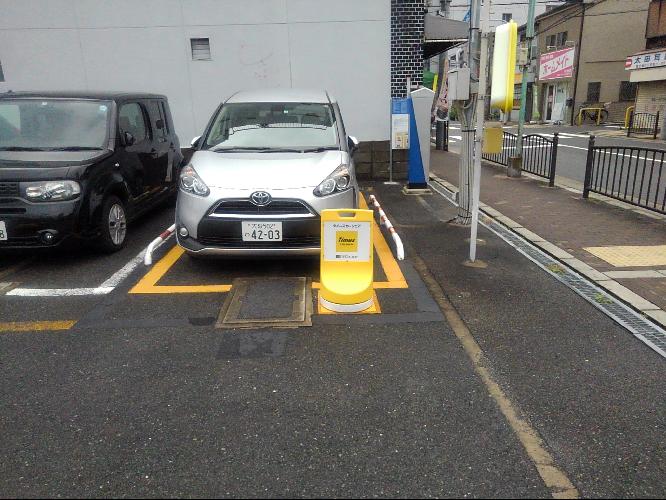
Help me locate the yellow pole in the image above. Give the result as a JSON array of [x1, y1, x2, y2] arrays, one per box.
[[624, 106, 634, 129]]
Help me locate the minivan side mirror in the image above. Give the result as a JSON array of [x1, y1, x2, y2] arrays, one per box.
[[122, 131, 136, 147], [191, 136, 201, 148], [156, 118, 165, 130], [347, 135, 359, 154]]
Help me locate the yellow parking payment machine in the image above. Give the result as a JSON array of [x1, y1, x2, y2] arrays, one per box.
[[319, 209, 374, 313]]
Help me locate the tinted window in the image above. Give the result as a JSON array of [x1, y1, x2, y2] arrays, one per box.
[[204, 102, 339, 151], [147, 100, 168, 141], [119, 103, 148, 143], [0, 99, 111, 150]]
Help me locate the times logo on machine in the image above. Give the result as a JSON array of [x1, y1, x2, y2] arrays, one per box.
[[323, 221, 371, 262]]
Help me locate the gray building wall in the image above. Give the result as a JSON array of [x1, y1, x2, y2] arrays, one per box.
[[0, 0, 391, 146]]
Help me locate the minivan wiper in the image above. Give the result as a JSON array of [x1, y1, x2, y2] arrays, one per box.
[[212, 146, 273, 152], [301, 146, 339, 153]]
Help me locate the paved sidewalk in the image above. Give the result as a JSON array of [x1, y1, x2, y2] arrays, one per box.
[[431, 149, 666, 328]]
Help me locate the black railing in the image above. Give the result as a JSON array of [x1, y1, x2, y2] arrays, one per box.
[[584, 135, 666, 214], [627, 111, 660, 139], [435, 119, 449, 151], [482, 131, 559, 186]]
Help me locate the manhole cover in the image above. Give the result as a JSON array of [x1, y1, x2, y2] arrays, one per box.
[[216, 277, 312, 328]]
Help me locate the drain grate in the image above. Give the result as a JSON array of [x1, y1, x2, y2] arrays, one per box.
[[217, 277, 312, 329], [430, 180, 666, 359]]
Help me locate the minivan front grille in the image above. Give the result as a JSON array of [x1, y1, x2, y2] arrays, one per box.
[[212, 199, 313, 217], [0, 182, 19, 197]]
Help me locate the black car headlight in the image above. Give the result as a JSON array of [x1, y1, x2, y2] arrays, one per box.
[[21, 180, 81, 202]]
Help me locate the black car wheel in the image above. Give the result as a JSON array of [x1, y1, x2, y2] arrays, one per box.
[[98, 195, 127, 252]]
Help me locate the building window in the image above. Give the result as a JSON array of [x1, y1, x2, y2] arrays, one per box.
[[0, 59, 4, 82], [619, 81, 638, 102], [502, 13, 512, 22], [190, 38, 211, 61], [587, 82, 601, 102], [546, 31, 567, 49]]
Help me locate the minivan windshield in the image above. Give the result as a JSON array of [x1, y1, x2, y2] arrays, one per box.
[[203, 102, 339, 152], [0, 99, 111, 151]]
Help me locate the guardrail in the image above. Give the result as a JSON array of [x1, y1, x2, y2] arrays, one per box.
[[627, 111, 659, 139], [482, 131, 559, 187], [583, 135, 666, 214]]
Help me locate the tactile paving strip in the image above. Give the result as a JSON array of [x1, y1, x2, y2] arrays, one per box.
[[583, 245, 666, 268]]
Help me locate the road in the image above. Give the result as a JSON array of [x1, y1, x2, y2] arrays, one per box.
[[1, 185, 665, 497], [445, 122, 665, 185]]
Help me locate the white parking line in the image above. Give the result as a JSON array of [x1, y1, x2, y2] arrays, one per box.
[[6, 248, 146, 297]]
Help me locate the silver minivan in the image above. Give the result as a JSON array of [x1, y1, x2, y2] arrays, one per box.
[[176, 89, 359, 256]]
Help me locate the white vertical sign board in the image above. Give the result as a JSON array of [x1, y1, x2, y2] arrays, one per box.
[[323, 221, 371, 262], [391, 114, 409, 149]]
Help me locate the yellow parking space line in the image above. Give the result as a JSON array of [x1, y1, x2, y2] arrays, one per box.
[[129, 192, 406, 294], [0, 320, 76, 333], [317, 291, 381, 314]]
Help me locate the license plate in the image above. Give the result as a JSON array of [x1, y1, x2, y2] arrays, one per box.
[[0, 221, 6, 241], [242, 221, 283, 242]]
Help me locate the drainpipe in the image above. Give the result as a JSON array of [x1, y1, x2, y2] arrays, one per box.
[[570, 2, 586, 126]]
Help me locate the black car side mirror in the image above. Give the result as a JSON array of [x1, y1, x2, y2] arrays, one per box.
[[122, 131, 136, 147], [156, 119, 165, 130]]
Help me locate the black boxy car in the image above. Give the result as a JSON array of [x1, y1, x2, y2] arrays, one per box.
[[0, 92, 183, 251]]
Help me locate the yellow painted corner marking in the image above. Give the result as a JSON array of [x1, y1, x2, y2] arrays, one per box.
[[584, 245, 666, 268], [130, 246, 233, 294], [317, 290, 381, 314], [413, 255, 579, 499], [0, 320, 76, 333]]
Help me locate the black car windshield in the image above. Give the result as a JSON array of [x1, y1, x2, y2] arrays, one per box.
[[203, 102, 339, 151], [0, 99, 111, 151]]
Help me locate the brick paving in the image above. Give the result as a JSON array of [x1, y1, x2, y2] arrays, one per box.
[[431, 149, 666, 316]]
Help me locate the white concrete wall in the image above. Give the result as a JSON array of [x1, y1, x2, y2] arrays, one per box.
[[0, 0, 391, 143]]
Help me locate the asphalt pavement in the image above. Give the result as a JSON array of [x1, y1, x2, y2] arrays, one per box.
[[1, 186, 665, 497]]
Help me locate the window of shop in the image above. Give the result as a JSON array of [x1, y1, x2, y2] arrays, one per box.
[[619, 81, 638, 102], [587, 82, 601, 102]]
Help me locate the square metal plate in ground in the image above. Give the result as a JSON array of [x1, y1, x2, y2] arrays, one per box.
[[217, 277, 312, 328]]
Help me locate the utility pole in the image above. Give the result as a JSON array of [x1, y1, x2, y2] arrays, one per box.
[[452, 0, 481, 225], [514, 0, 537, 168], [468, 0, 491, 263]]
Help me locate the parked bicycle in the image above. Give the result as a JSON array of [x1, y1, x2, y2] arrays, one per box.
[[577, 102, 610, 125]]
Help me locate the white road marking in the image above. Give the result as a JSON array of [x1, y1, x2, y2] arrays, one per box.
[[7, 287, 114, 297], [6, 248, 146, 297], [99, 250, 146, 288], [451, 135, 462, 140]]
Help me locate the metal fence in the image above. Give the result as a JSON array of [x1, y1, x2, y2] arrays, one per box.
[[583, 135, 666, 214], [627, 111, 660, 139], [482, 131, 559, 187]]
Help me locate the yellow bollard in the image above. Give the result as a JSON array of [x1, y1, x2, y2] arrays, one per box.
[[482, 123, 503, 154], [624, 106, 635, 129], [319, 209, 374, 313]]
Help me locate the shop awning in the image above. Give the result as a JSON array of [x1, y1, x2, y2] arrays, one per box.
[[424, 14, 468, 59]]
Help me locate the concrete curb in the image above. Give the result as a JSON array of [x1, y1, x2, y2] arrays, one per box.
[[431, 174, 666, 331]]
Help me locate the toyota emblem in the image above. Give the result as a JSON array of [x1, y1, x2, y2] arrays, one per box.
[[250, 191, 271, 206]]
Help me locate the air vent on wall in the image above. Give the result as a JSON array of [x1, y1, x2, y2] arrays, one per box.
[[191, 38, 211, 61]]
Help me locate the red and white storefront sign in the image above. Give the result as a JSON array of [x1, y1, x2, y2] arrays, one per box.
[[539, 47, 576, 81]]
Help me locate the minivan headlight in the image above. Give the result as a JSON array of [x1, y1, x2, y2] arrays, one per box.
[[21, 180, 81, 202], [314, 165, 351, 197], [180, 165, 210, 197]]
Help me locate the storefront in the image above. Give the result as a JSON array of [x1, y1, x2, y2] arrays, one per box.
[[626, 49, 666, 116], [538, 46, 576, 123]]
